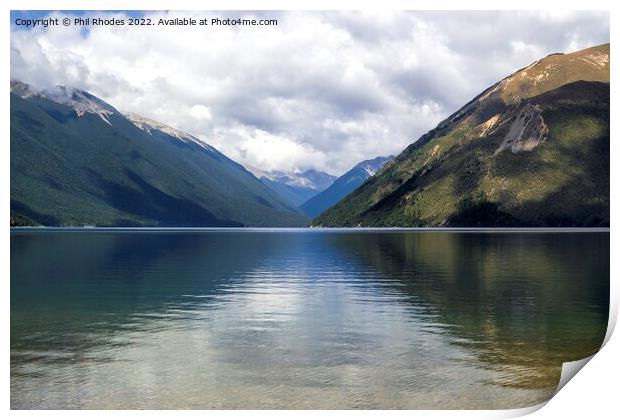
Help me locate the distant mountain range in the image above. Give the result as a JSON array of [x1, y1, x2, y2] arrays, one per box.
[[314, 44, 610, 227], [10, 81, 308, 227], [251, 157, 394, 217], [300, 156, 393, 217], [247, 167, 336, 208]]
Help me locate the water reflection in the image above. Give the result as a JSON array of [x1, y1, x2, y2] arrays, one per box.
[[11, 230, 608, 409], [326, 232, 609, 390]]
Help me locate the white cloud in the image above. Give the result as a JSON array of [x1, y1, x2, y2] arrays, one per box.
[[189, 105, 212, 121], [212, 126, 328, 173], [10, 10, 609, 175]]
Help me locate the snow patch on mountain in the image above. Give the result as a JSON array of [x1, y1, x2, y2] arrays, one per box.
[[124, 112, 216, 152], [11, 80, 116, 125], [10, 80, 221, 153], [252, 169, 336, 191], [359, 165, 378, 177], [353, 155, 394, 178]]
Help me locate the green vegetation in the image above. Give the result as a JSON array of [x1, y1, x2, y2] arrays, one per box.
[[10, 214, 38, 227], [10, 92, 308, 227], [314, 44, 609, 227]]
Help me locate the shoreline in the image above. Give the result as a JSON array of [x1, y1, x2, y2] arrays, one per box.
[[9, 226, 611, 233]]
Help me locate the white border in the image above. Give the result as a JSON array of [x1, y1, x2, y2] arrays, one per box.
[[3, 1, 617, 419]]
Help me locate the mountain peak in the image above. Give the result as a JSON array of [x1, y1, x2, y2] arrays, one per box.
[[11, 80, 118, 125], [300, 155, 393, 217], [478, 43, 609, 106], [254, 168, 335, 190], [353, 155, 394, 176], [246, 167, 336, 208]]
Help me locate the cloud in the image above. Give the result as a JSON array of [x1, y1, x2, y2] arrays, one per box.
[[213, 126, 328, 173], [10, 10, 609, 175]]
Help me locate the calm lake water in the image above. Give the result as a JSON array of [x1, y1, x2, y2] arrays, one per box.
[[10, 229, 609, 409]]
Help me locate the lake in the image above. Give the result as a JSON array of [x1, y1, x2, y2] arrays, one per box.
[[10, 229, 609, 409]]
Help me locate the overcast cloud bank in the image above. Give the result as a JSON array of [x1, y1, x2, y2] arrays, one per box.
[[10, 10, 610, 175]]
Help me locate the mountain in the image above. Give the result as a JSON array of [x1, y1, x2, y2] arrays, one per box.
[[248, 167, 337, 207], [314, 43, 609, 227], [10, 81, 308, 227], [300, 156, 393, 217]]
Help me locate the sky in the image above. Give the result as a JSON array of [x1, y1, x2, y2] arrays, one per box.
[[10, 10, 610, 176]]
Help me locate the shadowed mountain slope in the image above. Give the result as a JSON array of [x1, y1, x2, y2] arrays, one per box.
[[10, 82, 308, 227], [301, 156, 392, 217]]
